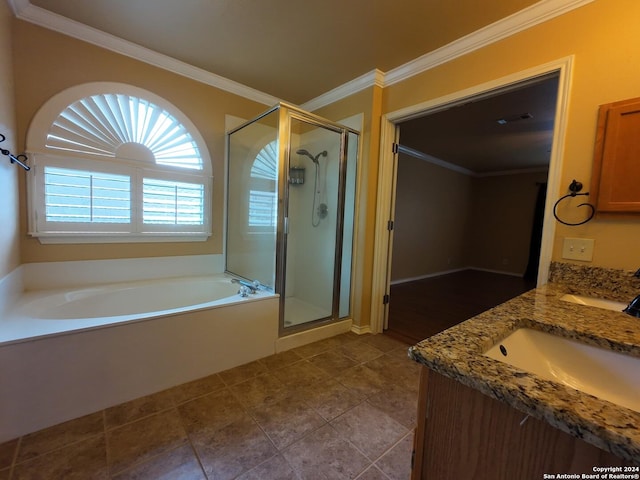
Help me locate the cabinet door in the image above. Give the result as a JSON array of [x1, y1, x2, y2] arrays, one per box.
[[591, 98, 640, 213], [415, 369, 631, 479]]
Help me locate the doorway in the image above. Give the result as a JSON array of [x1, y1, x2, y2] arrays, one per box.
[[371, 58, 573, 337]]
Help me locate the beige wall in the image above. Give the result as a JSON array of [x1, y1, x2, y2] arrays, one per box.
[[12, 20, 267, 264], [390, 155, 546, 281], [383, 0, 640, 271], [0, 1, 19, 278], [466, 171, 548, 274], [391, 153, 471, 281]]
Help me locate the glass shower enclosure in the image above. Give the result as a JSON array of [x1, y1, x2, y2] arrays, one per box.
[[226, 103, 359, 335]]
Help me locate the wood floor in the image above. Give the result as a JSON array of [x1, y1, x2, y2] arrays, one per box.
[[386, 269, 536, 344]]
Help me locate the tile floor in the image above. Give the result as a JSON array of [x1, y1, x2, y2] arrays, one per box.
[[0, 332, 420, 479]]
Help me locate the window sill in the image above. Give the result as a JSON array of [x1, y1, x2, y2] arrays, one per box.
[[30, 233, 211, 244]]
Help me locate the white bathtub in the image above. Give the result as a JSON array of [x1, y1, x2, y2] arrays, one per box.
[[0, 270, 279, 442], [2, 274, 270, 344]]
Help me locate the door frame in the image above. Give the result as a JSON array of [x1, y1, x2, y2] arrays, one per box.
[[370, 56, 575, 334]]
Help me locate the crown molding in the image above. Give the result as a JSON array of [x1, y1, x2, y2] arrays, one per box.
[[384, 0, 594, 87], [398, 144, 549, 178], [12, 1, 281, 106], [301, 69, 384, 112], [397, 145, 475, 176]]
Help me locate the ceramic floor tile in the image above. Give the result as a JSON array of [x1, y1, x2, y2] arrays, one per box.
[[7, 333, 418, 480], [12, 434, 108, 480], [229, 373, 289, 410], [375, 431, 414, 480], [251, 394, 325, 449], [178, 389, 245, 438], [295, 379, 364, 422], [365, 354, 421, 393], [219, 360, 268, 386], [290, 339, 335, 359], [260, 350, 304, 371], [308, 350, 359, 376], [336, 364, 391, 398], [270, 359, 331, 390], [283, 423, 370, 479], [355, 465, 391, 480], [0, 439, 17, 470], [112, 444, 205, 480], [366, 382, 418, 429], [192, 413, 277, 480], [106, 409, 188, 475], [168, 373, 225, 405], [360, 334, 409, 353], [339, 341, 385, 363], [236, 454, 298, 480], [16, 411, 104, 463], [385, 345, 415, 362], [105, 389, 175, 430], [331, 402, 408, 460], [330, 332, 363, 346]]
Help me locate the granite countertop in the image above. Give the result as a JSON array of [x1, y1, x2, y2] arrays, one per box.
[[409, 281, 640, 463]]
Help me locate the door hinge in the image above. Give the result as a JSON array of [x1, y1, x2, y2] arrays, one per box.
[[387, 220, 394, 231], [383, 294, 390, 305], [392, 143, 399, 154]]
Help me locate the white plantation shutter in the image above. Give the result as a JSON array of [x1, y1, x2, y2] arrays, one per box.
[[143, 178, 205, 225], [249, 141, 277, 228], [249, 190, 277, 227], [47, 94, 203, 170], [44, 166, 130, 223], [27, 84, 212, 242]]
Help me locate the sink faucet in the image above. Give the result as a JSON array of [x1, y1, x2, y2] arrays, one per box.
[[231, 278, 260, 296], [624, 269, 640, 317], [624, 295, 640, 317]]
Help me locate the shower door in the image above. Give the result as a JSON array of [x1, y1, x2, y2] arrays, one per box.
[[280, 115, 346, 330]]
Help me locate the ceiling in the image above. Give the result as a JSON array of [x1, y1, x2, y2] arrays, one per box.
[[25, 0, 539, 104], [399, 75, 559, 174], [16, 0, 562, 172]]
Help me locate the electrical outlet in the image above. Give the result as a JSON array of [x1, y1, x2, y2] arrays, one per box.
[[562, 238, 594, 261]]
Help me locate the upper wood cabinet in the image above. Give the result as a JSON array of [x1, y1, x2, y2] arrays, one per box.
[[590, 97, 640, 213]]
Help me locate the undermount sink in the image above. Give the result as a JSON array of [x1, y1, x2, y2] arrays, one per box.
[[484, 328, 640, 412], [560, 293, 627, 312]]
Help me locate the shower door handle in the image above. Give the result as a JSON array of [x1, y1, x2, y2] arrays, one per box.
[[284, 216, 289, 234]]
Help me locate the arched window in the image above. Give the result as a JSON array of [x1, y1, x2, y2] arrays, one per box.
[[26, 83, 212, 243], [248, 140, 277, 228]]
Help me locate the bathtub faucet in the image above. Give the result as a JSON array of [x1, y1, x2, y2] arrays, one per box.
[[231, 278, 260, 295]]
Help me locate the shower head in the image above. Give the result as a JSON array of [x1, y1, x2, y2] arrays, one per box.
[[296, 149, 327, 164]]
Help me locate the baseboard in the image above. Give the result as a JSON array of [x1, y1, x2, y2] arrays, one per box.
[[468, 266, 524, 277], [390, 268, 466, 285], [351, 323, 372, 335]]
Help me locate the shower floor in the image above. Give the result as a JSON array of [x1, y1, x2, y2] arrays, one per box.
[[284, 297, 331, 327]]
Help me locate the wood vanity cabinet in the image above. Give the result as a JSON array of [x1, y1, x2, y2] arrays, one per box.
[[590, 97, 640, 213], [412, 367, 632, 480]]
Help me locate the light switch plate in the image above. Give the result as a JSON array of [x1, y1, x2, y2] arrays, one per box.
[[562, 238, 594, 261]]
